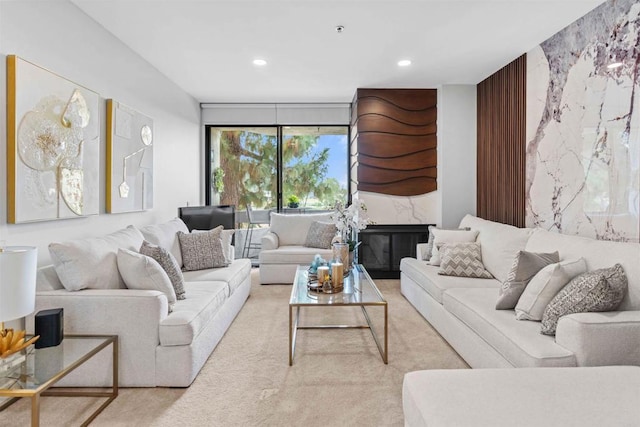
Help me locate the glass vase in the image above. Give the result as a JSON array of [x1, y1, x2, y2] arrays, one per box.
[[332, 242, 350, 272]]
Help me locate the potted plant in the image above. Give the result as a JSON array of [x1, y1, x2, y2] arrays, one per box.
[[287, 195, 300, 208]]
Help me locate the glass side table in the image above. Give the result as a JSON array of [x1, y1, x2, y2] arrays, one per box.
[[0, 335, 118, 427]]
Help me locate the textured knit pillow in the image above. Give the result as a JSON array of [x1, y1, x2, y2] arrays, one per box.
[[117, 249, 176, 313], [541, 263, 628, 335], [437, 242, 493, 278], [194, 228, 235, 264], [178, 226, 227, 271], [428, 229, 478, 266], [304, 221, 337, 249], [495, 251, 559, 310], [140, 240, 186, 300], [515, 258, 587, 321]]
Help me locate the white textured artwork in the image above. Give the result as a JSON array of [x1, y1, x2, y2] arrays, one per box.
[[106, 100, 154, 213], [7, 56, 100, 223], [526, 0, 640, 242]]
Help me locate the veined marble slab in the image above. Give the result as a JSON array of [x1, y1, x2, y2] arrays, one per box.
[[526, 0, 639, 243]]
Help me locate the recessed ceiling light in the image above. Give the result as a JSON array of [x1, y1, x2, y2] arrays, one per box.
[[253, 59, 267, 66], [398, 59, 412, 67], [607, 62, 623, 69]]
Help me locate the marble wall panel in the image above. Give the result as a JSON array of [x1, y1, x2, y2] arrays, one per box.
[[526, 0, 639, 242]]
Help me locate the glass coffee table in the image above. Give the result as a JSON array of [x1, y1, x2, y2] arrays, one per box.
[[0, 335, 118, 426], [289, 264, 388, 365]]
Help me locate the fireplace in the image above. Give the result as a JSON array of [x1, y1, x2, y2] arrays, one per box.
[[357, 224, 432, 279]]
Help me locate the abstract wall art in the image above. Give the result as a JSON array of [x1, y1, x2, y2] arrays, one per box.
[[106, 100, 154, 213], [526, 0, 640, 242], [7, 55, 100, 223]]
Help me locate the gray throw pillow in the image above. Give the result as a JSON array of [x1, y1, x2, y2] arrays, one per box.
[[495, 251, 559, 310], [140, 240, 186, 300], [304, 221, 337, 249], [541, 263, 628, 335], [178, 225, 227, 271], [437, 242, 493, 279]]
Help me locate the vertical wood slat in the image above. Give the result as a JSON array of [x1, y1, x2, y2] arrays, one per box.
[[476, 55, 526, 227]]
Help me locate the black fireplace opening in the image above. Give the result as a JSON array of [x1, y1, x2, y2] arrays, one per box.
[[358, 224, 433, 279]]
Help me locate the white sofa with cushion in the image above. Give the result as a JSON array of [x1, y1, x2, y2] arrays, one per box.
[[400, 214, 640, 368], [26, 218, 251, 387], [259, 212, 335, 284], [401, 215, 640, 426]]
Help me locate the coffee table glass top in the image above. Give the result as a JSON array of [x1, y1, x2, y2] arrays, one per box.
[[290, 264, 385, 306]]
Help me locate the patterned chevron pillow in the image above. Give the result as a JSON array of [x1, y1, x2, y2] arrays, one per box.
[[437, 242, 493, 279]]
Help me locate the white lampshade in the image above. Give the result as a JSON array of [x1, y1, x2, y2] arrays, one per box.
[[0, 246, 38, 323]]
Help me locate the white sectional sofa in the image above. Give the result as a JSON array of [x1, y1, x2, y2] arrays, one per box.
[[401, 215, 640, 426], [26, 219, 251, 387], [259, 212, 335, 284], [400, 214, 640, 368]]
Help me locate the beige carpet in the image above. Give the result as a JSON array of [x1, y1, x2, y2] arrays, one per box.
[[3, 269, 467, 426]]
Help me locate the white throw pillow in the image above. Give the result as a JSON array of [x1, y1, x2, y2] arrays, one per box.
[[139, 218, 189, 268], [49, 226, 145, 291], [117, 249, 176, 312], [428, 229, 479, 266], [515, 258, 587, 321]]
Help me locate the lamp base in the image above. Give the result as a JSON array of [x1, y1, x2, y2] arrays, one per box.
[[0, 328, 39, 358]]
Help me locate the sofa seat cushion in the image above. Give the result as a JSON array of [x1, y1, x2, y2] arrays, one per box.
[[400, 258, 500, 304], [442, 288, 576, 367], [182, 258, 251, 294], [259, 246, 333, 265], [159, 281, 228, 346]]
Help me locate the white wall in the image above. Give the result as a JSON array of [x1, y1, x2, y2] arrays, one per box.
[[358, 86, 476, 227], [438, 85, 477, 228], [0, 1, 201, 265]]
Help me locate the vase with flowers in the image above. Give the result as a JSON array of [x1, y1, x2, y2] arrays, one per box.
[[330, 199, 372, 270]]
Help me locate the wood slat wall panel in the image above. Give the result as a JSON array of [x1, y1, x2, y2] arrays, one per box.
[[476, 55, 526, 227], [352, 88, 437, 196]]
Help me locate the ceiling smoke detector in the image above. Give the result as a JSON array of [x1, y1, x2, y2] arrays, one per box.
[[335, 25, 345, 33]]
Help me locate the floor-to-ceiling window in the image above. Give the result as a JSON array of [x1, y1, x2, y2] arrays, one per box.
[[206, 125, 349, 212], [205, 124, 349, 261]]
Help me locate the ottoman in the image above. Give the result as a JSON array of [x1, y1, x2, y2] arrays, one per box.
[[403, 366, 640, 427]]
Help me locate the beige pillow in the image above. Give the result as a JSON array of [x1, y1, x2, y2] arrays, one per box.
[[117, 249, 176, 313], [428, 229, 479, 266], [515, 258, 587, 321], [139, 218, 189, 267]]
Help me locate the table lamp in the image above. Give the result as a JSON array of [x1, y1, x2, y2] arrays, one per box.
[[0, 246, 39, 358]]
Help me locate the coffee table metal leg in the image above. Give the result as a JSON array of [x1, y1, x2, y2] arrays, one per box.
[[31, 393, 40, 427], [361, 304, 388, 364], [384, 303, 388, 364], [289, 305, 300, 366]]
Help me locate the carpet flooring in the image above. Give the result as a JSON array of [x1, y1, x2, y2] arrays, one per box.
[[3, 269, 467, 426]]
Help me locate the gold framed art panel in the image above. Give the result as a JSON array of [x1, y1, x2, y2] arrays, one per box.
[[6, 55, 100, 223], [106, 99, 154, 213]]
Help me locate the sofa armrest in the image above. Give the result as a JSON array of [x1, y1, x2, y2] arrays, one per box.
[[25, 289, 168, 386], [416, 243, 430, 261], [555, 311, 640, 366], [261, 231, 279, 250]]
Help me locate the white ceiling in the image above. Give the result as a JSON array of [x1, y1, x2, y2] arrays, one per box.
[[73, 0, 604, 103]]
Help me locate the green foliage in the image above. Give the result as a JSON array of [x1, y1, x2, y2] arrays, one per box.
[[218, 130, 346, 210], [212, 167, 225, 193]]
